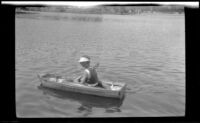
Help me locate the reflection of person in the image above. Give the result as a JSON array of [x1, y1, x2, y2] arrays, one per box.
[[75, 55, 104, 88], [77, 104, 92, 117], [77, 103, 121, 116]]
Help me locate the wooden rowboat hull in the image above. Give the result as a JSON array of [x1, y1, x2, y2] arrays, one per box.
[[37, 73, 126, 99]]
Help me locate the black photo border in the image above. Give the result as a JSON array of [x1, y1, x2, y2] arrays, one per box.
[[1, 2, 199, 122]]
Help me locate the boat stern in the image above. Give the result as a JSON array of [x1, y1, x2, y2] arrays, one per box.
[[120, 83, 127, 99]]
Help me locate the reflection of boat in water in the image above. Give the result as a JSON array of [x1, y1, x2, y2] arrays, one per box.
[[38, 85, 125, 114]]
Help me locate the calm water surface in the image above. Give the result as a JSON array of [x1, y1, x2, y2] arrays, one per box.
[[16, 12, 185, 117]]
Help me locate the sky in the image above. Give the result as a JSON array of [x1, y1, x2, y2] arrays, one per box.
[[1, 1, 199, 8]]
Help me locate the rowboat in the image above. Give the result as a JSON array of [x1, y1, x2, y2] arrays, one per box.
[[37, 73, 127, 99], [38, 85, 124, 109]]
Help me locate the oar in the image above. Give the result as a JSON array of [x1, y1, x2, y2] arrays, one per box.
[[66, 62, 137, 93], [93, 62, 100, 69], [124, 86, 143, 93], [124, 87, 134, 93], [93, 63, 135, 91]]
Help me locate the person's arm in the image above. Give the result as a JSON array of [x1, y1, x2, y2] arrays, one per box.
[[79, 71, 88, 84], [74, 75, 81, 83]]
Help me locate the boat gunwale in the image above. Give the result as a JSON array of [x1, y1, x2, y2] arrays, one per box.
[[39, 78, 124, 92], [38, 74, 126, 91]]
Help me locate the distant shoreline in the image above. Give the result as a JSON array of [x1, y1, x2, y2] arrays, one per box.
[[16, 6, 184, 16], [16, 10, 184, 17]]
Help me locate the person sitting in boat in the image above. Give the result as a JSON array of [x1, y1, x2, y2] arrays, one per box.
[[74, 55, 104, 88]]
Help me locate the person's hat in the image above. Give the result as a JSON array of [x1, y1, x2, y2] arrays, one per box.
[[78, 56, 90, 63]]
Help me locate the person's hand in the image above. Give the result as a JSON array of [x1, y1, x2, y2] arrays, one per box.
[[73, 76, 80, 83]]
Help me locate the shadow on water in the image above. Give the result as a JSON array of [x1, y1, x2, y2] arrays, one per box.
[[37, 85, 125, 115]]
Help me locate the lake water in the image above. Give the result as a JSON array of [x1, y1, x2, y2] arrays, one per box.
[[16, 12, 185, 117]]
